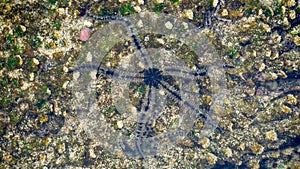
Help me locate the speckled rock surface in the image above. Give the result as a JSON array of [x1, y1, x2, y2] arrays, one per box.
[[0, 0, 299, 168]]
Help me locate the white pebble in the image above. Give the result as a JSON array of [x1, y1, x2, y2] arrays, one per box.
[[165, 21, 173, 29]]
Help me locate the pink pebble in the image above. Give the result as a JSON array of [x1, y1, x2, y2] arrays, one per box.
[[79, 28, 92, 41]]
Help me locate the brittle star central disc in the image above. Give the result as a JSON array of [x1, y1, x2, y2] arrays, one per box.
[[72, 11, 227, 159], [143, 68, 162, 88]]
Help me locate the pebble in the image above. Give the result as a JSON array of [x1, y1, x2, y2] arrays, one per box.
[[20, 25, 26, 32], [294, 36, 300, 46], [79, 27, 92, 42], [289, 10, 296, 19], [156, 38, 165, 44], [207, 153, 217, 165], [281, 105, 292, 114], [239, 142, 245, 151], [89, 148, 96, 158], [286, 94, 297, 105], [29, 72, 35, 81], [39, 114, 49, 123], [221, 9, 228, 16], [134, 6, 142, 12], [62, 81, 69, 89], [260, 0, 272, 6], [138, 0, 144, 5], [165, 21, 173, 29], [117, 121, 123, 129], [32, 58, 39, 65], [259, 62, 266, 72], [16, 55, 23, 66], [286, 0, 296, 7], [265, 130, 278, 141], [277, 70, 287, 78], [262, 23, 271, 32], [283, 17, 289, 26], [155, 0, 164, 3], [224, 147, 233, 158], [184, 9, 194, 20], [200, 137, 210, 148], [21, 81, 30, 90], [250, 143, 264, 155], [57, 142, 65, 154], [212, 0, 218, 7]]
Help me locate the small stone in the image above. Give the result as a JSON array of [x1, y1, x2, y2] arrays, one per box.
[[138, 0, 144, 5], [20, 25, 26, 32], [286, 0, 296, 7], [281, 105, 292, 114], [271, 51, 279, 60], [116, 150, 124, 158], [89, 148, 96, 158], [205, 95, 211, 105], [57, 8, 65, 15], [184, 9, 194, 20], [250, 143, 264, 155], [200, 137, 210, 148], [207, 153, 217, 165], [29, 72, 35, 81], [281, 6, 286, 14], [265, 130, 278, 141], [260, 0, 272, 6], [262, 23, 271, 32], [79, 28, 92, 42], [155, 0, 164, 3], [277, 70, 287, 78], [259, 62, 266, 71], [272, 32, 282, 44], [44, 137, 52, 147], [156, 38, 165, 45], [57, 142, 66, 154], [165, 21, 173, 29], [224, 147, 233, 157], [286, 94, 297, 105], [83, 20, 93, 27], [289, 10, 296, 19], [63, 66, 68, 73], [258, 9, 263, 15], [239, 142, 245, 150], [90, 70, 97, 80], [265, 50, 271, 57], [293, 36, 300, 46], [221, 9, 228, 16], [39, 114, 48, 123], [46, 88, 51, 95], [5, 4, 11, 11], [283, 148, 294, 155], [21, 81, 30, 90], [243, 24, 251, 29], [269, 72, 278, 80], [62, 81, 69, 89], [16, 55, 23, 66], [117, 121, 123, 129], [32, 58, 39, 65], [73, 72, 80, 80], [69, 151, 76, 160], [3, 152, 12, 162], [134, 5, 142, 12], [39, 154, 46, 163], [283, 17, 289, 26], [212, 0, 218, 7]]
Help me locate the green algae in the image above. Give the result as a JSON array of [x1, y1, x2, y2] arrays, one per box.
[[120, 3, 135, 15], [153, 3, 167, 14]]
